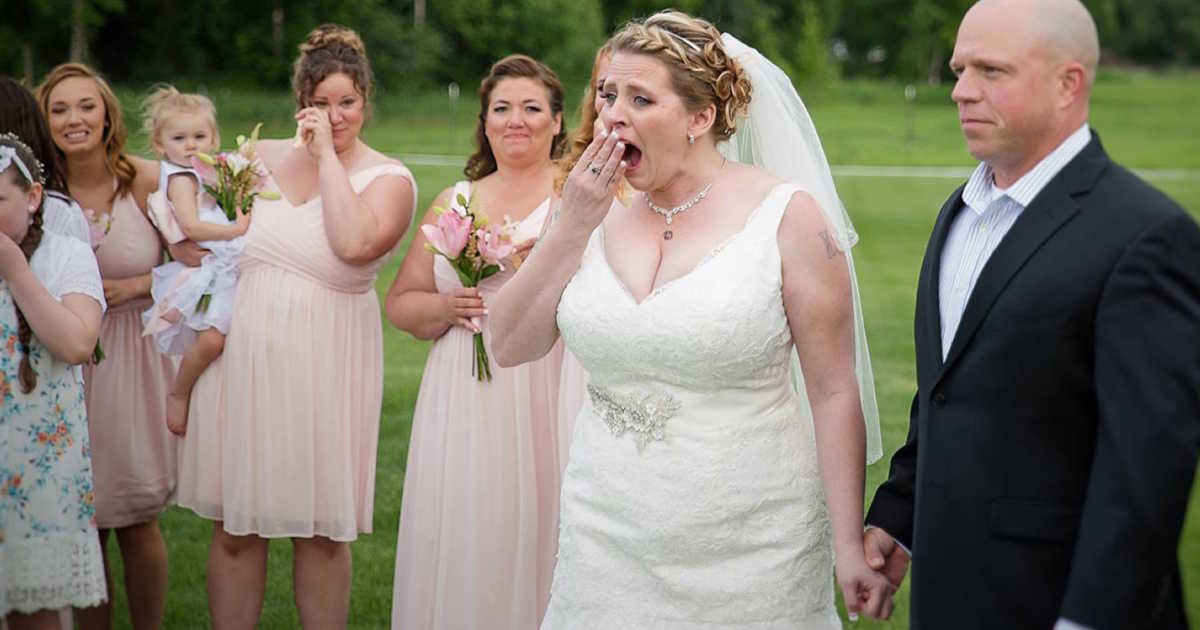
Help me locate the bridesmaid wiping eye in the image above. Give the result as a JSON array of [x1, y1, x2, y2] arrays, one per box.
[[171, 23, 417, 628]]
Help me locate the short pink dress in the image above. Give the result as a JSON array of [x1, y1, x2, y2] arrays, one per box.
[[81, 189, 178, 529], [391, 181, 566, 630], [175, 162, 416, 541]]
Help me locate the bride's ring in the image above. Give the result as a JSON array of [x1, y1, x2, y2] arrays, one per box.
[[589, 165, 602, 175]]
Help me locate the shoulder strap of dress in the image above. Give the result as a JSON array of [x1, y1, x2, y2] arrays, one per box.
[[450, 180, 472, 213], [161, 159, 200, 182], [350, 162, 419, 210], [751, 181, 805, 236]]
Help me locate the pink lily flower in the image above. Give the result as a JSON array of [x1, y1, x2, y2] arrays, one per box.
[[190, 155, 219, 186], [421, 210, 471, 259], [476, 225, 515, 267]]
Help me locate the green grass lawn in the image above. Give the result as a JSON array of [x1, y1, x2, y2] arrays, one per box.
[[97, 70, 1200, 628]]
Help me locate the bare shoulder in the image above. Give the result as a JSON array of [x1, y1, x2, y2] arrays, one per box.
[[129, 154, 160, 194], [417, 186, 457, 224], [255, 138, 291, 170], [358, 145, 407, 171], [357, 146, 414, 193], [256, 138, 290, 157]]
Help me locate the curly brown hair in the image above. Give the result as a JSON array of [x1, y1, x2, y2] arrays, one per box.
[[0, 134, 46, 393], [464, 54, 568, 182], [36, 63, 138, 203], [607, 10, 753, 141], [293, 24, 373, 118]]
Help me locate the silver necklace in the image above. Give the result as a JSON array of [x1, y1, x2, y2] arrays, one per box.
[[645, 182, 713, 241]]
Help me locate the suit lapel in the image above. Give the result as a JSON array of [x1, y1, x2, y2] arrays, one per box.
[[933, 136, 1110, 387], [921, 187, 965, 376]]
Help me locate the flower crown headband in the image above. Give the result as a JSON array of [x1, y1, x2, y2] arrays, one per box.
[[0, 132, 45, 186]]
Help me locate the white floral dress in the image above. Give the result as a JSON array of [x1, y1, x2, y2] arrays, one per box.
[[0, 231, 107, 615]]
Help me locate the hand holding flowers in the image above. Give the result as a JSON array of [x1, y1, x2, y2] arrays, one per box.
[[190, 123, 280, 222], [422, 191, 522, 381]]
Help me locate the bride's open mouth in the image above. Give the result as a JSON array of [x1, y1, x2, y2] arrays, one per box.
[[621, 141, 643, 170]]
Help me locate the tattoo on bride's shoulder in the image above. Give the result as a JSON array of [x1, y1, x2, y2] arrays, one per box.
[[817, 230, 836, 259]]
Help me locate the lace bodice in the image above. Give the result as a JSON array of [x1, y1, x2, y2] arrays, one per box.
[[558, 183, 797, 393], [544, 182, 840, 629]]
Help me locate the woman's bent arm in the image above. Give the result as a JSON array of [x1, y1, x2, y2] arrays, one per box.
[[490, 130, 626, 366]]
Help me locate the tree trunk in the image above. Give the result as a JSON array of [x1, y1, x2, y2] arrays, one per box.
[[273, 6, 285, 63], [414, 0, 426, 30], [926, 47, 943, 86], [22, 43, 34, 86], [70, 0, 87, 62]]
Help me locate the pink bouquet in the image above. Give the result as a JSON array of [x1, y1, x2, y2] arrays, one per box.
[[190, 123, 280, 220], [422, 191, 517, 381]]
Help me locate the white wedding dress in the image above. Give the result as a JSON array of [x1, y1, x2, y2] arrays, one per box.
[[543, 182, 841, 629]]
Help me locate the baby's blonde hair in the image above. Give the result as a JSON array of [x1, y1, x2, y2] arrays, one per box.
[[141, 84, 220, 152]]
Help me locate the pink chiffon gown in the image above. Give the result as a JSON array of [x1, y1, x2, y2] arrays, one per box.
[[175, 162, 416, 541], [81, 189, 178, 529], [391, 181, 566, 630]]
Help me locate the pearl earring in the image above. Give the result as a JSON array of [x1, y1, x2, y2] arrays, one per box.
[[687, 133, 695, 145]]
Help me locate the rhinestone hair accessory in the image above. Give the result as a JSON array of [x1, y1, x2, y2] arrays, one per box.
[[658, 27, 702, 54], [0, 133, 45, 185]]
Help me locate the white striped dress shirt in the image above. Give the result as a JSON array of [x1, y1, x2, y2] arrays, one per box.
[[938, 124, 1092, 359]]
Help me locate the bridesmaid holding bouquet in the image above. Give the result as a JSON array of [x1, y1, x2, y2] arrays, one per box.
[[387, 54, 569, 630]]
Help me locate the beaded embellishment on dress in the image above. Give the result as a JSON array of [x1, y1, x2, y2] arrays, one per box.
[[586, 383, 681, 451]]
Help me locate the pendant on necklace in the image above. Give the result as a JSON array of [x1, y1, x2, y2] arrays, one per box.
[[664, 229, 673, 240]]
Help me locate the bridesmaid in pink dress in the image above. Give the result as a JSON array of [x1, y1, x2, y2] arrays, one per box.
[[38, 62, 177, 630], [386, 54, 568, 630], [551, 45, 614, 472], [173, 25, 416, 628]]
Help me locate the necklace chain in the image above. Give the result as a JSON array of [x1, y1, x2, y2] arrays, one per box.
[[645, 183, 713, 225]]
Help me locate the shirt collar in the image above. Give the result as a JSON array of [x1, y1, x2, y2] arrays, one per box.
[[961, 123, 1092, 215]]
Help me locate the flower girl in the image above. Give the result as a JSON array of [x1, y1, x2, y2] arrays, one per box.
[[139, 86, 248, 435], [0, 132, 107, 624]]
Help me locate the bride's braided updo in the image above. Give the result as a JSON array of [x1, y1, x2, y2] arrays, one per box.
[[607, 10, 752, 140]]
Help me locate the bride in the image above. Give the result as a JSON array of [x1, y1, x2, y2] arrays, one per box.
[[490, 10, 888, 628]]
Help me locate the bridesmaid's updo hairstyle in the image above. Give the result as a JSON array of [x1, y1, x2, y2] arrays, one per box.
[[0, 133, 46, 394], [464, 54, 568, 182], [293, 24, 373, 116], [607, 10, 752, 140], [36, 62, 138, 202]]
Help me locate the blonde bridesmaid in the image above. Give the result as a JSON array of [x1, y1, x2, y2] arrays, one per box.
[[38, 62, 175, 630]]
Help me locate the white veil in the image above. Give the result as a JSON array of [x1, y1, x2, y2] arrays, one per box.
[[719, 34, 882, 464]]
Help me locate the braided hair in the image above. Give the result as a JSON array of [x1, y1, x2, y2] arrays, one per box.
[[607, 10, 753, 140], [1, 132, 46, 393]]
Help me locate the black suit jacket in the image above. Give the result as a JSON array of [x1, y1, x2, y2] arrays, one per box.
[[866, 133, 1200, 629]]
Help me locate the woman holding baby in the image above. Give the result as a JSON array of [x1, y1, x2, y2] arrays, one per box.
[[171, 23, 417, 628]]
